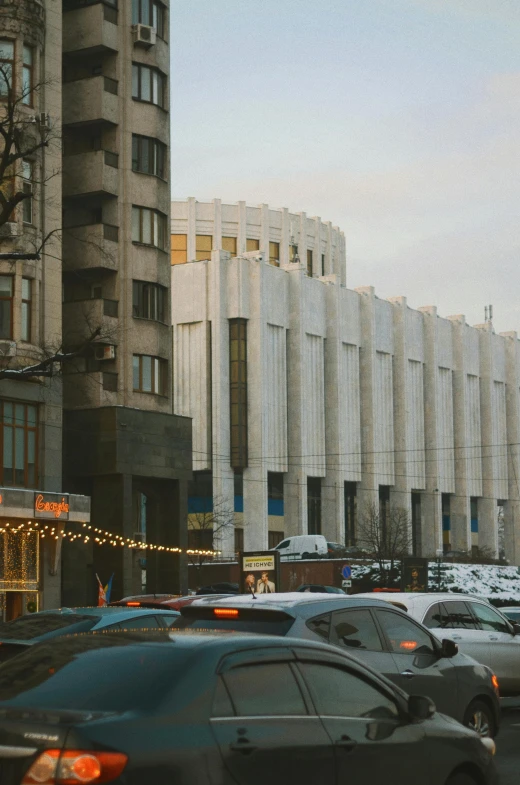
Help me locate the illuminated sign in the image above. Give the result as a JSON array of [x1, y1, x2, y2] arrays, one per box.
[[34, 493, 70, 520]]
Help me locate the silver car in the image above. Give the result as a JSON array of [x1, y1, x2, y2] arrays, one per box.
[[356, 592, 520, 697]]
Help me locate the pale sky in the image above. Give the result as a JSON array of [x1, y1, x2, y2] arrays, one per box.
[[171, 0, 520, 334]]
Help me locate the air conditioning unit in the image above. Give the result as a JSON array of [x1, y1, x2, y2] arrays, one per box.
[[95, 344, 116, 361], [132, 24, 156, 47], [0, 221, 18, 238]]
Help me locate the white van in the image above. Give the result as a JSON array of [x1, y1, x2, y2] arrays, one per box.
[[270, 534, 328, 561]]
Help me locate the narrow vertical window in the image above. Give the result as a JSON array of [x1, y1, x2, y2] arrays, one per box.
[[306, 249, 313, 277], [246, 238, 260, 252], [222, 236, 237, 256], [0, 401, 38, 488], [22, 46, 33, 106], [229, 319, 248, 469], [196, 235, 213, 261], [269, 241, 280, 267], [21, 278, 32, 342], [22, 160, 33, 224], [289, 244, 298, 262], [0, 41, 14, 98], [0, 276, 13, 339], [321, 253, 325, 276], [171, 234, 187, 265]]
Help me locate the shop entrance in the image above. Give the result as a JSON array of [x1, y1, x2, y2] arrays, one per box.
[[0, 529, 39, 620]]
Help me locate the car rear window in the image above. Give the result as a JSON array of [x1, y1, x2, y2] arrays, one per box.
[[0, 613, 99, 640], [0, 635, 191, 712], [172, 609, 294, 636]]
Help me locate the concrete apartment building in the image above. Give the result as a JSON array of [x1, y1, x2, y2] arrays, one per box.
[[0, 0, 191, 616], [171, 198, 520, 565]]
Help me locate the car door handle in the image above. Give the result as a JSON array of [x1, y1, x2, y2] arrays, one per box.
[[230, 740, 257, 754], [400, 670, 415, 679], [334, 735, 357, 751]]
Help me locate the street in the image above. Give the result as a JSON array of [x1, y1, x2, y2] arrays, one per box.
[[496, 699, 520, 784]]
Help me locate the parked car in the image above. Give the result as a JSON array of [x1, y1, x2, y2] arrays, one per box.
[[0, 629, 498, 785], [111, 594, 237, 611], [297, 584, 346, 594], [500, 606, 520, 623], [172, 593, 500, 737], [270, 534, 328, 560], [0, 606, 180, 663], [354, 591, 520, 697]]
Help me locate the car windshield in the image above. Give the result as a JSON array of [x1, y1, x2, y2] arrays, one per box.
[[0, 613, 99, 640], [0, 634, 191, 712]]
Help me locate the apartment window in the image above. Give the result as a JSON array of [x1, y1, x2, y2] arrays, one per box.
[[289, 244, 298, 263], [132, 355, 167, 395], [0, 41, 14, 97], [0, 401, 38, 488], [132, 0, 166, 39], [132, 135, 166, 178], [344, 481, 357, 546], [0, 276, 13, 339], [269, 241, 280, 267], [22, 160, 33, 224], [132, 280, 166, 322], [321, 253, 325, 276], [246, 238, 260, 252], [308, 478, 322, 535], [22, 46, 33, 106], [196, 235, 212, 261], [229, 318, 248, 469], [171, 234, 187, 265], [222, 236, 237, 256], [131, 206, 167, 250], [21, 278, 32, 342], [306, 249, 313, 277], [132, 63, 166, 108]]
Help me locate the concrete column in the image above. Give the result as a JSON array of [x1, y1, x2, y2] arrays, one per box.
[[209, 249, 235, 557], [299, 212, 308, 272], [477, 323, 498, 555], [313, 217, 322, 277], [356, 286, 377, 519], [326, 222, 333, 276], [237, 200, 247, 255], [213, 198, 222, 250], [260, 203, 270, 262], [280, 207, 290, 266], [187, 196, 197, 261], [502, 332, 520, 564]]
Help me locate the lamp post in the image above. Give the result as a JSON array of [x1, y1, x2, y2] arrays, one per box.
[[435, 548, 443, 592]]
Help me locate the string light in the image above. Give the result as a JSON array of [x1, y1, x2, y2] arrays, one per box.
[[0, 521, 220, 558]]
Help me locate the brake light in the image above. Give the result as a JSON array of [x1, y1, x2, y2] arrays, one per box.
[[213, 608, 239, 618], [22, 749, 127, 784], [125, 602, 141, 607], [399, 640, 417, 651], [492, 673, 500, 691]]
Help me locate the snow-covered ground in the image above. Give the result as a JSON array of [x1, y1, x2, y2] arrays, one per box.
[[352, 561, 520, 603]]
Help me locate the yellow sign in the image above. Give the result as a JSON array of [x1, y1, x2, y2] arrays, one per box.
[[243, 555, 275, 572]]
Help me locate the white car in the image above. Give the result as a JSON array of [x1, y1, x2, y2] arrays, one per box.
[[270, 534, 328, 560], [354, 591, 520, 696]]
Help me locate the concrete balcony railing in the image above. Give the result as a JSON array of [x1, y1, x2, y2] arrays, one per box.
[[62, 150, 119, 200], [62, 223, 119, 273], [62, 298, 119, 348], [63, 3, 118, 56], [63, 76, 119, 127]]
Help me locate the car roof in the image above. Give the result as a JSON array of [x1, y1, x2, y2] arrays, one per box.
[[40, 606, 178, 616], [191, 592, 397, 614], [352, 592, 491, 611]]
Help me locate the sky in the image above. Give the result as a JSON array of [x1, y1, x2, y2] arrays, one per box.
[[170, 0, 520, 334]]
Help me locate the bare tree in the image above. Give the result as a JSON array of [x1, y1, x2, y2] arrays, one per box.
[[357, 501, 412, 587], [187, 494, 236, 573]]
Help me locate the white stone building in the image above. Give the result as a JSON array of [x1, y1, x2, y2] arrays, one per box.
[[171, 198, 520, 563]]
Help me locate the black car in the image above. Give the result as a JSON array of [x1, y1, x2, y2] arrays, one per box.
[[174, 594, 501, 737], [0, 631, 497, 785]]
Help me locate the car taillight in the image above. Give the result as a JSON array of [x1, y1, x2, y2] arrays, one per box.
[[491, 673, 500, 692], [213, 608, 239, 618], [22, 749, 127, 785]]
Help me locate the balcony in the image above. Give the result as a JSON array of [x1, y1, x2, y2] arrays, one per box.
[[63, 76, 119, 127], [63, 150, 119, 200], [63, 3, 118, 56], [62, 298, 119, 348], [63, 223, 119, 273]]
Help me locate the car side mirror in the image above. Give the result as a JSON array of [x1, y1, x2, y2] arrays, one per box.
[[512, 622, 520, 636], [440, 638, 458, 658], [408, 694, 436, 721]]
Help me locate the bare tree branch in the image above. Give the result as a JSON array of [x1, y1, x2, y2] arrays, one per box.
[[357, 501, 412, 586]]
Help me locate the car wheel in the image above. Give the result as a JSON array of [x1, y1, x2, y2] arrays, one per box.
[[445, 774, 478, 785], [462, 699, 495, 738]]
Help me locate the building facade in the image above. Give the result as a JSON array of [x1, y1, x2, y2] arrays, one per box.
[[171, 199, 520, 564], [61, 0, 191, 604]]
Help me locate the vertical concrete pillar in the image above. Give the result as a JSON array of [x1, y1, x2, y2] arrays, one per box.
[[187, 196, 197, 261], [260, 203, 270, 262], [477, 323, 498, 555], [237, 200, 247, 255], [502, 332, 520, 564], [213, 198, 222, 250]]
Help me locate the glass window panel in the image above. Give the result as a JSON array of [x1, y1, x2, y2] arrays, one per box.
[[15, 405, 25, 426], [222, 237, 237, 255], [132, 0, 140, 24], [23, 46, 32, 66], [196, 235, 213, 252], [15, 427, 25, 483], [142, 211, 152, 245], [152, 71, 158, 105], [152, 3, 158, 30], [132, 356, 140, 390], [442, 601, 477, 629], [3, 425, 13, 468], [142, 356, 152, 392], [224, 663, 307, 717], [0, 276, 13, 296], [152, 212, 158, 246], [0, 301, 11, 339], [131, 207, 140, 242], [27, 430, 35, 464], [132, 65, 139, 98], [22, 160, 32, 181], [375, 610, 436, 655], [0, 41, 14, 60], [330, 609, 383, 651], [21, 303, 30, 341], [469, 602, 510, 634], [132, 136, 139, 170], [22, 68, 31, 104], [141, 138, 150, 173], [142, 0, 151, 25], [22, 278, 31, 302], [27, 406, 36, 427], [153, 358, 159, 393], [299, 663, 398, 720], [246, 238, 260, 252], [3, 403, 13, 424], [171, 234, 187, 251], [141, 68, 151, 102]]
